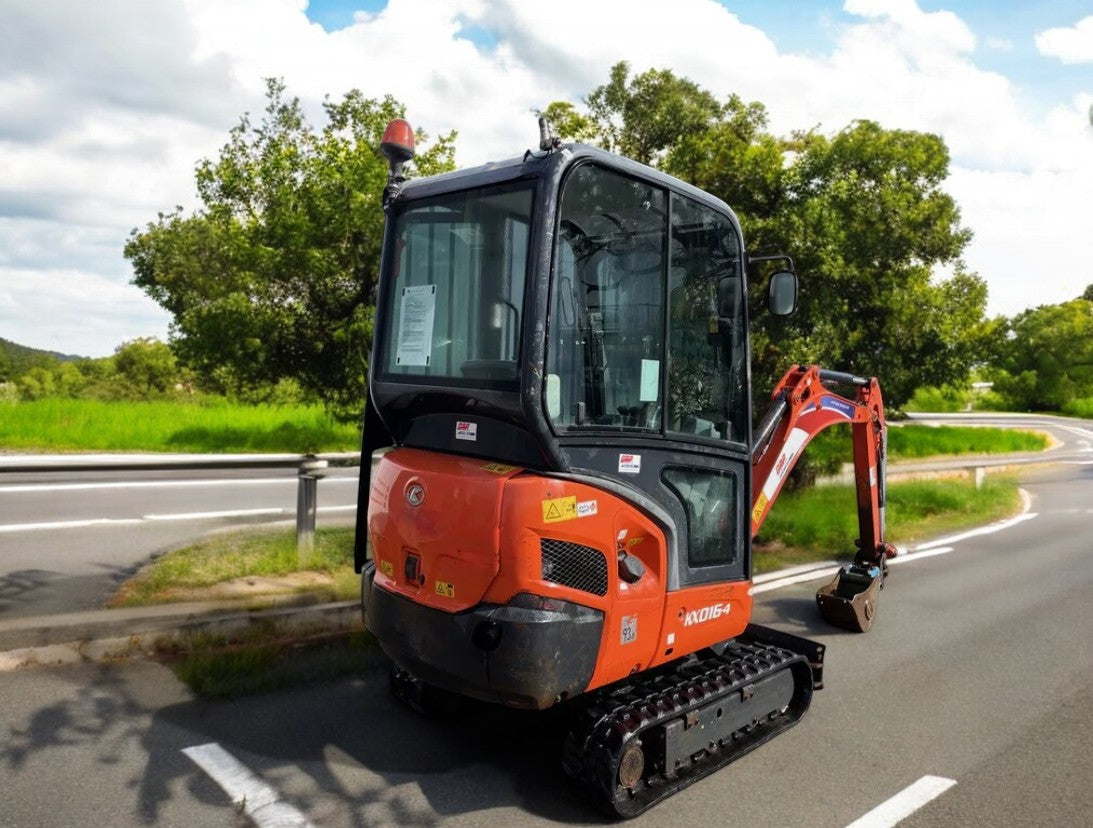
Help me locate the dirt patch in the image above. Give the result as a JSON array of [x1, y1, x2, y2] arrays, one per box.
[[142, 571, 337, 604]]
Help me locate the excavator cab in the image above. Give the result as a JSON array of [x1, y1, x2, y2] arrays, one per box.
[[354, 120, 890, 816]]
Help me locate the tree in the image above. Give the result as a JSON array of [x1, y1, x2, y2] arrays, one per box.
[[546, 65, 987, 408], [579, 62, 725, 165], [126, 80, 456, 418], [113, 338, 178, 396], [990, 299, 1093, 410], [1081, 283, 1093, 303]]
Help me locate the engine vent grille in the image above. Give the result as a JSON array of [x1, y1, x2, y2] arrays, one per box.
[[540, 538, 608, 596]]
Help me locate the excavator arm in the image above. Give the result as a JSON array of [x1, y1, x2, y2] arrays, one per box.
[[751, 365, 898, 631]]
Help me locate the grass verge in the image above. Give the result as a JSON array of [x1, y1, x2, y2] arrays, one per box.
[[0, 398, 359, 453], [754, 474, 1021, 572], [804, 424, 1047, 474], [164, 629, 376, 699], [110, 527, 360, 607]]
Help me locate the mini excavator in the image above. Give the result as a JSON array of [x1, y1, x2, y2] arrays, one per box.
[[354, 118, 898, 817]]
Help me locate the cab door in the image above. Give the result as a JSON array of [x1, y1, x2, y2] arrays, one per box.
[[544, 161, 753, 593]]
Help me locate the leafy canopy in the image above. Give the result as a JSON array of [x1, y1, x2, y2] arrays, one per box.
[[126, 79, 455, 419], [547, 62, 987, 408]]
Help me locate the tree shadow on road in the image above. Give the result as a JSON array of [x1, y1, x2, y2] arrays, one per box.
[[0, 657, 610, 826]]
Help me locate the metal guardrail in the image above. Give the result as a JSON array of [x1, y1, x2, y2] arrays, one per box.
[[0, 452, 360, 473], [0, 452, 362, 553]]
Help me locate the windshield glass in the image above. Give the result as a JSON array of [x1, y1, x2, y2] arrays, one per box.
[[379, 182, 533, 386], [546, 164, 667, 430], [546, 164, 747, 444]]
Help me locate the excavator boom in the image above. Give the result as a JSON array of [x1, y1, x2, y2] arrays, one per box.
[[751, 364, 897, 631]]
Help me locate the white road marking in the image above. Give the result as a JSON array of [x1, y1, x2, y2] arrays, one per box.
[[0, 504, 358, 533], [751, 566, 841, 594], [915, 511, 1037, 551], [753, 561, 841, 585], [846, 775, 956, 828], [888, 546, 953, 565], [144, 508, 285, 521], [182, 742, 313, 828], [0, 477, 358, 494], [0, 517, 143, 533]]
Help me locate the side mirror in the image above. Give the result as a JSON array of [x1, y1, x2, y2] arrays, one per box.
[[768, 270, 798, 316]]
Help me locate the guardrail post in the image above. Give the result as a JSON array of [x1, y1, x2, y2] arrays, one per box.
[[297, 456, 329, 559], [974, 466, 986, 489]]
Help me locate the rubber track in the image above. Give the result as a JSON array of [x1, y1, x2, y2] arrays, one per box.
[[562, 642, 816, 819]]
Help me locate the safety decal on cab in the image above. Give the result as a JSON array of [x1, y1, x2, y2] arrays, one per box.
[[434, 581, 455, 599], [621, 615, 638, 645], [542, 495, 578, 523], [618, 453, 641, 474], [455, 420, 478, 441], [577, 500, 598, 518], [480, 462, 519, 475], [751, 492, 769, 525], [379, 560, 394, 578]]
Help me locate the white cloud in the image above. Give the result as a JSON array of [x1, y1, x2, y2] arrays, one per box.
[[0, 0, 1091, 357], [1036, 15, 1093, 64], [0, 266, 172, 357]]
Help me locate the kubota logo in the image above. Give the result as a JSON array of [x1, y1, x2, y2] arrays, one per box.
[[682, 602, 732, 627], [405, 482, 426, 507]]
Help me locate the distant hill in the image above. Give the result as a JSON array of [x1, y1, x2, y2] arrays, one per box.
[[0, 337, 86, 378]]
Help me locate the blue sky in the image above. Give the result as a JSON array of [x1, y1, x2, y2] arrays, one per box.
[[0, 0, 1090, 356], [303, 0, 1093, 116]]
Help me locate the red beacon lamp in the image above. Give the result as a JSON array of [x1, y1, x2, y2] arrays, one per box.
[[380, 118, 415, 208]]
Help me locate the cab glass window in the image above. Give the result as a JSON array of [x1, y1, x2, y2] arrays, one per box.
[[380, 182, 533, 387], [667, 195, 747, 444], [546, 165, 666, 429]]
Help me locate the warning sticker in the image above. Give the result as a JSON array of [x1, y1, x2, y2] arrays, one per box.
[[541, 495, 578, 524], [618, 453, 641, 474], [621, 615, 638, 645], [455, 420, 478, 441], [481, 462, 519, 475], [751, 492, 769, 526], [434, 581, 455, 599], [379, 560, 394, 578], [577, 500, 598, 518]]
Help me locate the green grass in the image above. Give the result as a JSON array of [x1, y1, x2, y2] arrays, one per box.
[[111, 527, 359, 607], [0, 398, 359, 453], [804, 424, 1047, 474], [754, 475, 1021, 572], [167, 629, 376, 699]]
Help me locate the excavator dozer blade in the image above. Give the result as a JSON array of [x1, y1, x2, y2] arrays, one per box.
[[816, 564, 883, 632]]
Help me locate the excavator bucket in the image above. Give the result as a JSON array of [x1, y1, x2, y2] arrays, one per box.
[[816, 564, 884, 632]]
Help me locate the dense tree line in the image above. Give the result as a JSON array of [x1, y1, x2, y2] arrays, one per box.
[[1, 338, 183, 402], [109, 69, 1085, 419]]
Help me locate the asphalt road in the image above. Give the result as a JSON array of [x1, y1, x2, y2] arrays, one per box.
[[0, 466, 360, 617], [1, 459, 1090, 827]]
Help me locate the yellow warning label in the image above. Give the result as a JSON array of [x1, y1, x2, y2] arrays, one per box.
[[751, 492, 769, 525], [481, 462, 519, 475], [541, 495, 578, 524], [434, 580, 455, 598], [379, 560, 394, 577]]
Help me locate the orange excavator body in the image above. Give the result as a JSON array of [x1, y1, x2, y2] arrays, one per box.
[[355, 119, 895, 815]]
